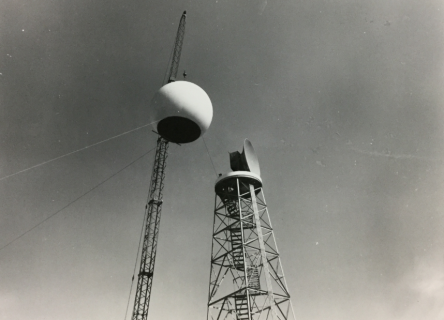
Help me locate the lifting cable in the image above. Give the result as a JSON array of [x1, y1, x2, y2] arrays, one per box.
[[202, 136, 218, 177], [0, 146, 156, 253], [0, 121, 158, 182], [123, 199, 148, 320]]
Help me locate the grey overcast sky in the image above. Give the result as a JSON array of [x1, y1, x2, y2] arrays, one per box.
[[1, 0, 444, 319]]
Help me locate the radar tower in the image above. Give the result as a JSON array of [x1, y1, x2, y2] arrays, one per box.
[[207, 139, 295, 320]]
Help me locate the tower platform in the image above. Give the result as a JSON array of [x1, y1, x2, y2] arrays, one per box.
[[215, 171, 262, 199]]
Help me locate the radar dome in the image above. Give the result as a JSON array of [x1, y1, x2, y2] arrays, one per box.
[[151, 81, 213, 144]]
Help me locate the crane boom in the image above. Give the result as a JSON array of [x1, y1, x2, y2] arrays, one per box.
[[167, 11, 187, 83], [131, 137, 168, 320], [131, 12, 187, 320]]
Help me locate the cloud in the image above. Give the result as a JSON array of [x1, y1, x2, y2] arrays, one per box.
[[350, 148, 443, 162], [394, 256, 444, 320]]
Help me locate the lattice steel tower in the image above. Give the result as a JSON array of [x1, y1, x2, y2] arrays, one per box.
[[131, 11, 213, 320], [207, 139, 295, 320]]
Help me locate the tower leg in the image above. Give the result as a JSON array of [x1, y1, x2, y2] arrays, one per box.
[[207, 176, 295, 320], [132, 137, 169, 320]]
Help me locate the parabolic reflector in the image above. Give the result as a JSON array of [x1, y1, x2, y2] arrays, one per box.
[[229, 139, 261, 176], [243, 139, 260, 176]]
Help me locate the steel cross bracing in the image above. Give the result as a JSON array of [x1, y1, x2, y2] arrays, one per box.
[[207, 177, 296, 320], [167, 11, 187, 83], [130, 10, 187, 320], [131, 137, 169, 320]]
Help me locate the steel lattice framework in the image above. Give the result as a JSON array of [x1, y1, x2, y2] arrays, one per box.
[[167, 11, 187, 83], [131, 137, 169, 320], [130, 10, 187, 320], [207, 173, 296, 320]]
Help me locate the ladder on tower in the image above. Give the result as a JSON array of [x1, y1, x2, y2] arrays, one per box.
[[230, 228, 244, 270], [234, 295, 250, 320], [226, 197, 261, 320], [225, 199, 255, 271], [233, 269, 260, 320]]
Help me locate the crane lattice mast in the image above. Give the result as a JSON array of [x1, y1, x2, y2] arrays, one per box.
[[167, 11, 187, 83], [131, 11, 187, 320]]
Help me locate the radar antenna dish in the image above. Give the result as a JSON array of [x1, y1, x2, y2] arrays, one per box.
[[229, 139, 261, 176], [243, 139, 260, 176]]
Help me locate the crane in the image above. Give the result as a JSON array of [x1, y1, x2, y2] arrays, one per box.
[[167, 11, 187, 83], [131, 11, 187, 320]]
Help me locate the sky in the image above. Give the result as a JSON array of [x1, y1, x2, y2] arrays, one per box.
[[1, 0, 444, 319]]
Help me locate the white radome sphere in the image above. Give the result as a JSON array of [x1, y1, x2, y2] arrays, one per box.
[[150, 81, 213, 144]]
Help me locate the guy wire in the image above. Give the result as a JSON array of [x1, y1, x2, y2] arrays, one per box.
[[0, 146, 156, 253], [0, 121, 158, 182], [124, 198, 149, 320]]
